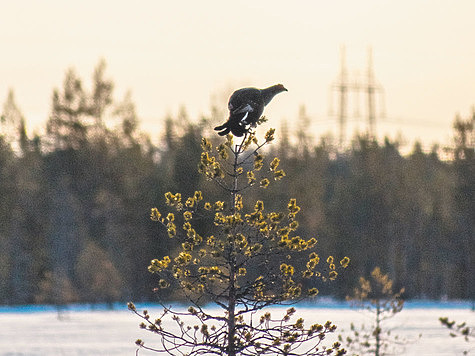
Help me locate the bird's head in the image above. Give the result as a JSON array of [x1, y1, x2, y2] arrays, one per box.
[[274, 84, 288, 92], [261, 84, 288, 105]]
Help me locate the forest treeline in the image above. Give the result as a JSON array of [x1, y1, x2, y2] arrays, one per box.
[[0, 62, 473, 305]]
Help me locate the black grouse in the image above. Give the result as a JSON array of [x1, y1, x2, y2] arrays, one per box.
[[214, 84, 287, 137]]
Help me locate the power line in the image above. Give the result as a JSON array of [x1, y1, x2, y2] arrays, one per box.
[[306, 115, 451, 128], [329, 46, 385, 147], [381, 117, 451, 128]]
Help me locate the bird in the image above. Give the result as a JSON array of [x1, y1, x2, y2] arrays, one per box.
[[214, 84, 287, 137]]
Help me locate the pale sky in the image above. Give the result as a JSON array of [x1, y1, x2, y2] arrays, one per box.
[[1, 1, 474, 148]]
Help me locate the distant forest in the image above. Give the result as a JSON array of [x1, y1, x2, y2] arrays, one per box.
[[0, 62, 473, 305]]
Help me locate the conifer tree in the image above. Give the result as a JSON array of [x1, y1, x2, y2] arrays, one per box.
[[129, 126, 349, 355], [1, 89, 26, 150], [341, 267, 406, 356]]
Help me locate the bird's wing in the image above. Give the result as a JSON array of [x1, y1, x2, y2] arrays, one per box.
[[240, 111, 249, 123], [231, 103, 254, 114], [228, 88, 260, 111]]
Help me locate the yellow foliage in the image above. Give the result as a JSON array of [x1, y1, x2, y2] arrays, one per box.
[[259, 178, 270, 188], [150, 208, 161, 221], [183, 211, 192, 221], [270, 157, 280, 171], [265, 128, 275, 142], [201, 137, 212, 152]]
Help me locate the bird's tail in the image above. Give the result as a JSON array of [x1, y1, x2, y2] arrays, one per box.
[[214, 123, 231, 136], [214, 120, 247, 137], [228, 121, 246, 136], [214, 123, 228, 131]]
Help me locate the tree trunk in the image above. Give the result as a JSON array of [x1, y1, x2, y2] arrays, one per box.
[[226, 143, 241, 356]]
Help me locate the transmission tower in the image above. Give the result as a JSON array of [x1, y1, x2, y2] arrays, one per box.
[[330, 46, 385, 147]]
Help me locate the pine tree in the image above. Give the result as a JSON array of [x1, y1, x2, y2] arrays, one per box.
[[341, 267, 406, 356], [1, 89, 26, 151], [129, 127, 349, 355], [46, 60, 114, 150]]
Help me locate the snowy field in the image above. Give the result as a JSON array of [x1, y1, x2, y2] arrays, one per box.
[[0, 302, 473, 355]]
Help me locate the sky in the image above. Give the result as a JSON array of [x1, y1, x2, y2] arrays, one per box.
[[1, 1, 474, 148]]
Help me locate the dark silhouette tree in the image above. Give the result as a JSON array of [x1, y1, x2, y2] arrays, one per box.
[[451, 112, 474, 302], [1, 89, 27, 151], [75, 241, 123, 305]]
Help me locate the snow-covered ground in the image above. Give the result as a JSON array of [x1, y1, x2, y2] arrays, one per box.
[[0, 302, 473, 355]]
